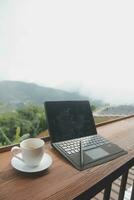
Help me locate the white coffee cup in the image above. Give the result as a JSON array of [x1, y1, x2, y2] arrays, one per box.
[[11, 138, 45, 167]]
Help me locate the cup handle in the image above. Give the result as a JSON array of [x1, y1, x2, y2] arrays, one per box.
[[11, 146, 24, 162]]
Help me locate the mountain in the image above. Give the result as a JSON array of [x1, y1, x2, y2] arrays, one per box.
[[0, 81, 89, 107]]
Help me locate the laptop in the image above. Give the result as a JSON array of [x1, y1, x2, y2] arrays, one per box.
[[44, 100, 127, 170]]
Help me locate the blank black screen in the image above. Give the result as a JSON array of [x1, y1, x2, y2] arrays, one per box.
[[45, 101, 97, 143]]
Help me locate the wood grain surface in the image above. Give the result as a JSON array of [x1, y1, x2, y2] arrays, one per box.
[[0, 117, 134, 200]]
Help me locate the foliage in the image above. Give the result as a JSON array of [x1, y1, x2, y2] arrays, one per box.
[[14, 127, 21, 143], [91, 104, 96, 111], [0, 104, 47, 147], [0, 128, 12, 145]]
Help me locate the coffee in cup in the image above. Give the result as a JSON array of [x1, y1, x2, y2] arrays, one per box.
[[11, 138, 45, 167]]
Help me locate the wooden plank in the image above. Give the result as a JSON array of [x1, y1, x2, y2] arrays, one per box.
[[93, 191, 104, 200], [111, 182, 120, 195], [0, 117, 134, 200]]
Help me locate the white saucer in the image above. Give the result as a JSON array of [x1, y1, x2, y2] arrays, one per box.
[[11, 153, 53, 173]]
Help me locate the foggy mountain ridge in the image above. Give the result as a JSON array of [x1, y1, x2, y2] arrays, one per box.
[[0, 80, 134, 116], [0, 81, 89, 106]]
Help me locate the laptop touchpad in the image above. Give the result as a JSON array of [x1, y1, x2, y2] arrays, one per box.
[[85, 147, 109, 160]]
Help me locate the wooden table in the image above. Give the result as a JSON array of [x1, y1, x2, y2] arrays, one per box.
[[0, 117, 134, 200]]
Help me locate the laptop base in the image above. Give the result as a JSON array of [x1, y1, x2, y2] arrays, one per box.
[[53, 142, 127, 170]]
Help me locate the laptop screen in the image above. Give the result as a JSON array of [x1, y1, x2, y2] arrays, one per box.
[[45, 101, 97, 143]]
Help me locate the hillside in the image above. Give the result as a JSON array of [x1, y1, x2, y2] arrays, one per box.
[[97, 105, 134, 116], [0, 81, 89, 110]]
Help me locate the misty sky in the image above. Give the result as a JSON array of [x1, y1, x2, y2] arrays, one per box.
[[0, 1, 134, 104]]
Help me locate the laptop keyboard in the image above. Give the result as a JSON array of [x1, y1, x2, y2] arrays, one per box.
[[58, 135, 110, 155]]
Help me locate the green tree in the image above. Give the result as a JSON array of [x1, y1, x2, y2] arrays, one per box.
[[0, 103, 47, 147], [0, 127, 12, 145]]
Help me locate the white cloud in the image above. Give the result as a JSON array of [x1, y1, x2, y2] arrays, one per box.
[[0, 0, 134, 104]]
